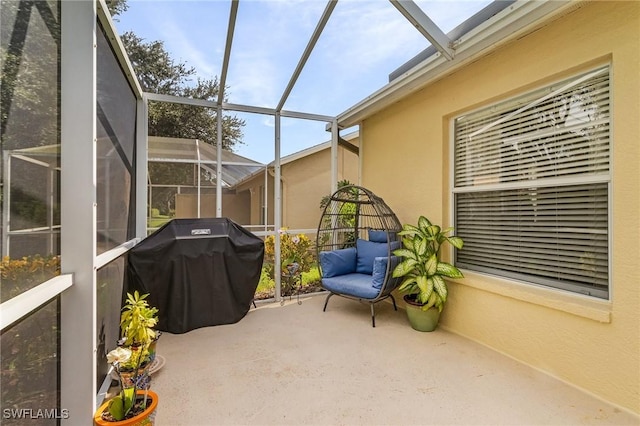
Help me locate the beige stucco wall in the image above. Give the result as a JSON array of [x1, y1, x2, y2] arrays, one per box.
[[282, 146, 359, 230], [175, 191, 251, 224], [360, 2, 639, 415], [237, 143, 359, 230]]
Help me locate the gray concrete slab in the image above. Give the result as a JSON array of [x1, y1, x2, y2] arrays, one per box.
[[149, 294, 638, 425]]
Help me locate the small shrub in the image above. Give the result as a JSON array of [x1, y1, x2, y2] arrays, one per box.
[[0, 255, 60, 301], [264, 229, 314, 275]]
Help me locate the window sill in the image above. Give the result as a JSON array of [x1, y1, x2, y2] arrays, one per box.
[[454, 270, 612, 323]]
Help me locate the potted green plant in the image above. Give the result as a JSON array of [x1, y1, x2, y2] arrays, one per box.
[[94, 291, 160, 425], [392, 216, 464, 332]]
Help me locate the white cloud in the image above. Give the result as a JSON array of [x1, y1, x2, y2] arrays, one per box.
[[160, 21, 220, 79], [119, 0, 492, 112]]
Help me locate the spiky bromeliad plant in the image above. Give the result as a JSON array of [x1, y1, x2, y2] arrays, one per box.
[[392, 216, 464, 312]]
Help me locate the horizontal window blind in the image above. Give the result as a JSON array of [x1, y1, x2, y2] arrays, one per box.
[[453, 66, 610, 298], [456, 184, 608, 297], [455, 67, 610, 188]]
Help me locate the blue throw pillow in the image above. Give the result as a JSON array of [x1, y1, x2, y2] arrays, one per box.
[[368, 229, 398, 243], [319, 247, 357, 278], [372, 256, 401, 289], [368, 229, 388, 243], [356, 239, 390, 275]]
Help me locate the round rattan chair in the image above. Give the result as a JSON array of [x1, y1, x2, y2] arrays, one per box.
[[316, 185, 403, 327]]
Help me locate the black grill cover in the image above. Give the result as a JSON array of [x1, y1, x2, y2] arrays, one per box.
[[125, 218, 264, 333]]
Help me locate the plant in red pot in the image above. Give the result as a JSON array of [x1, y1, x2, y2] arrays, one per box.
[[392, 216, 464, 332], [94, 291, 159, 425]]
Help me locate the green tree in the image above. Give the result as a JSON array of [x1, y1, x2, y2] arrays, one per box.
[[121, 32, 245, 150], [105, 0, 128, 19]]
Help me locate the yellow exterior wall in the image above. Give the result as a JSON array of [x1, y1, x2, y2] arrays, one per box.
[[282, 147, 359, 230], [237, 143, 359, 231], [174, 191, 251, 224], [361, 2, 639, 414]]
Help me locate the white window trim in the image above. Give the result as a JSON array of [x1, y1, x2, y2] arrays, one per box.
[[451, 270, 612, 323]]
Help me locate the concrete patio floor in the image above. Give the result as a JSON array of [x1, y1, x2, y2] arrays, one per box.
[[150, 294, 638, 425]]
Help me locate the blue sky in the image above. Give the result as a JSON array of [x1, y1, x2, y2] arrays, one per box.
[[114, 0, 492, 163]]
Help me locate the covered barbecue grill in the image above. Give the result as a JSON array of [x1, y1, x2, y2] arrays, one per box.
[[125, 218, 264, 333]]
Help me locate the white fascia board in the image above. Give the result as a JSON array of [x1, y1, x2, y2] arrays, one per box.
[[337, 0, 580, 128], [271, 129, 360, 166]]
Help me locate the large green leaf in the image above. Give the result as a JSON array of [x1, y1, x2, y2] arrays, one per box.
[[423, 291, 438, 310], [123, 387, 135, 414], [398, 277, 417, 292], [402, 237, 415, 251], [436, 262, 464, 278], [393, 258, 418, 277], [414, 237, 427, 257], [432, 275, 448, 302], [393, 248, 416, 260], [434, 293, 444, 312], [447, 236, 464, 249], [400, 224, 420, 235], [108, 396, 125, 421], [441, 226, 454, 235], [425, 254, 438, 276], [426, 225, 441, 238], [418, 216, 431, 232], [416, 275, 431, 294]]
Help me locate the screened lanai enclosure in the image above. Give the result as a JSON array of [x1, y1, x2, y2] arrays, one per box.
[[146, 136, 264, 232], [2, 0, 602, 424]]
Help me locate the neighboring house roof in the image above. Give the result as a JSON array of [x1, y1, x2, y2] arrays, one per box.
[[272, 130, 359, 167], [338, 0, 583, 128], [148, 136, 263, 188], [229, 130, 359, 189]]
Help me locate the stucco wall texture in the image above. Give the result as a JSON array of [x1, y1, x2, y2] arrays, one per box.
[[360, 1, 639, 415]]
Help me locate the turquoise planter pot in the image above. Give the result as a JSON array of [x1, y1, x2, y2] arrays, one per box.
[[404, 295, 441, 332]]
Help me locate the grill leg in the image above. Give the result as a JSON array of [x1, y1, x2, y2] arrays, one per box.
[[323, 292, 334, 312]]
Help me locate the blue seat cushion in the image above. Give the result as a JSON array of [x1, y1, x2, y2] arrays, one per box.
[[319, 247, 357, 278], [371, 255, 400, 289], [356, 239, 401, 275], [322, 273, 380, 299]]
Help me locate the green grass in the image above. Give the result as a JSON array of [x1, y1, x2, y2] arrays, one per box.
[[147, 216, 172, 228], [255, 265, 322, 297]]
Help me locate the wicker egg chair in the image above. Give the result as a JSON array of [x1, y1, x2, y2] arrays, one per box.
[[316, 185, 403, 327]]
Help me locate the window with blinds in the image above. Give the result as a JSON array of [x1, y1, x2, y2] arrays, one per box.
[[453, 66, 610, 298]]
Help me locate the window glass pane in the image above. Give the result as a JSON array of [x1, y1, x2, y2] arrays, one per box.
[[453, 67, 610, 298], [97, 256, 126, 388], [1, 297, 60, 425], [454, 67, 610, 188], [1, 0, 60, 300], [455, 184, 608, 298], [96, 22, 136, 253]]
